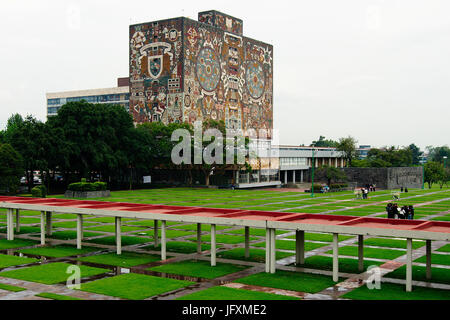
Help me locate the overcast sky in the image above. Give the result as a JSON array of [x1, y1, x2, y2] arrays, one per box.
[[0, 0, 449, 151]]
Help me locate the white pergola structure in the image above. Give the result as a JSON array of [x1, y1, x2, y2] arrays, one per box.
[[1, 196, 449, 293]]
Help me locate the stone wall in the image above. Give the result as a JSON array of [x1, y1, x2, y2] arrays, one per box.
[[387, 167, 423, 189]]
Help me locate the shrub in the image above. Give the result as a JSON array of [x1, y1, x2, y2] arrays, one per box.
[[31, 185, 47, 198], [330, 183, 349, 189], [68, 181, 107, 192], [93, 182, 107, 191]]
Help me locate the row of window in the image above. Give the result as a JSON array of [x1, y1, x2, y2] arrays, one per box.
[[280, 157, 308, 166], [47, 103, 129, 115], [48, 94, 130, 106]]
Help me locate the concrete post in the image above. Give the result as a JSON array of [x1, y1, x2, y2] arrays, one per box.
[[40, 211, 46, 245], [161, 220, 167, 260], [197, 223, 202, 254], [329, 158, 332, 166], [292, 171, 296, 183], [236, 170, 239, 184], [45, 212, 52, 236], [270, 228, 276, 274], [332, 233, 339, 282], [265, 228, 271, 273], [295, 230, 305, 265], [426, 240, 432, 280], [284, 171, 287, 184], [154, 220, 159, 247], [335, 158, 338, 167], [15, 209, 20, 233], [406, 238, 413, 292], [300, 170, 304, 183], [244, 226, 250, 258], [76, 214, 83, 249], [358, 235, 364, 272], [211, 224, 216, 267], [7, 208, 14, 241], [115, 217, 122, 255]]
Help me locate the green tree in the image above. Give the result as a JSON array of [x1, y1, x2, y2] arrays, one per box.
[[311, 136, 338, 148], [429, 146, 450, 164], [424, 161, 444, 189], [0, 143, 24, 194], [336, 136, 358, 167], [317, 165, 347, 186], [408, 144, 423, 165]]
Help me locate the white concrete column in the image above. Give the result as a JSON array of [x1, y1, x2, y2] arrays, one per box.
[[358, 235, 364, 272], [335, 158, 338, 167], [295, 230, 305, 265], [270, 228, 276, 274], [115, 217, 122, 255], [315, 158, 318, 168], [211, 224, 216, 267], [161, 220, 167, 260], [154, 220, 159, 246], [284, 171, 287, 184], [7, 208, 14, 241], [292, 171, 296, 183], [406, 238, 413, 292], [265, 228, 271, 273], [300, 170, 304, 183], [244, 226, 250, 258], [45, 212, 52, 236], [341, 158, 344, 168], [197, 223, 202, 254], [332, 233, 339, 282], [426, 240, 432, 280], [15, 209, 20, 233], [40, 211, 46, 245], [76, 214, 83, 249], [236, 170, 239, 184]]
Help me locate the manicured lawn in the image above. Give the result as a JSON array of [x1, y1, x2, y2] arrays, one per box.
[[225, 228, 288, 237], [362, 238, 425, 250], [326, 246, 405, 260], [217, 248, 293, 263], [36, 292, 82, 300], [133, 229, 195, 239], [172, 224, 231, 231], [384, 265, 450, 284], [186, 234, 258, 245], [0, 239, 38, 250], [78, 252, 162, 267], [86, 225, 145, 233], [437, 244, 450, 253], [148, 260, 249, 279], [49, 231, 102, 240], [300, 256, 383, 274], [176, 286, 299, 300], [236, 270, 340, 294], [0, 283, 26, 292], [86, 236, 151, 246], [0, 254, 38, 268], [0, 226, 41, 235], [415, 253, 450, 266], [80, 273, 193, 300], [144, 241, 212, 254], [52, 221, 97, 229], [0, 262, 109, 284], [125, 220, 181, 227], [252, 240, 327, 251], [18, 245, 98, 258], [52, 214, 79, 220], [342, 282, 450, 300], [286, 233, 355, 242]]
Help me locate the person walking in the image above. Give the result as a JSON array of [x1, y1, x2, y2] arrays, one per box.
[[408, 205, 414, 220]]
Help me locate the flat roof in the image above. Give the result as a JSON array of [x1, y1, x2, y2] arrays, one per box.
[[46, 86, 129, 99]]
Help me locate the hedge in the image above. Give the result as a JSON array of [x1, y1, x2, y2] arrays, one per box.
[[67, 181, 107, 192], [31, 185, 47, 198]]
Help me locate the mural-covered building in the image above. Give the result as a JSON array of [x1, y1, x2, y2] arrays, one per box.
[[129, 10, 273, 136]]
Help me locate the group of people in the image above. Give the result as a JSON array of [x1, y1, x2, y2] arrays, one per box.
[[386, 203, 415, 220]]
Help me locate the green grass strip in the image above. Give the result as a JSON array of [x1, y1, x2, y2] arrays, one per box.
[[36, 292, 82, 300], [0, 283, 26, 292], [176, 286, 299, 300]]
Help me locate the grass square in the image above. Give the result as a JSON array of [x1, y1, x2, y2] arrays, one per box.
[[384, 265, 450, 284], [224, 228, 288, 237], [415, 253, 450, 266], [252, 240, 327, 252], [0, 262, 109, 284], [78, 252, 162, 267], [143, 241, 213, 254], [176, 286, 299, 300], [172, 224, 231, 231], [0, 226, 42, 235], [35, 292, 82, 300], [286, 233, 355, 242], [133, 229, 195, 239], [86, 236, 151, 246], [326, 246, 405, 260], [300, 255, 383, 274], [437, 244, 450, 253], [217, 248, 293, 263], [362, 238, 425, 250], [86, 225, 145, 233], [49, 230, 102, 240], [186, 234, 258, 245], [0, 283, 26, 292], [236, 270, 341, 294], [0, 239, 38, 250], [148, 260, 249, 279], [0, 254, 39, 268], [18, 245, 98, 258], [79, 273, 193, 300]]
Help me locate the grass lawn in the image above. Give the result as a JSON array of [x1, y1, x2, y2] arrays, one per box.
[[86, 236, 151, 246], [299, 255, 383, 274], [362, 238, 425, 250], [36, 292, 82, 300], [0, 283, 26, 292], [0, 239, 38, 250], [176, 286, 299, 300], [286, 233, 355, 242], [431, 215, 450, 221], [326, 246, 405, 260], [437, 244, 450, 253], [186, 234, 258, 245], [236, 270, 341, 294], [252, 240, 328, 252], [78, 252, 162, 267], [0, 262, 109, 285], [52, 214, 79, 220], [52, 221, 97, 229], [384, 265, 450, 284], [0, 226, 41, 235], [217, 248, 293, 263], [0, 254, 38, 268], [49, 230, 102, 240], [18, 245, 98, 258], [342, 282, 450, 300], [415, 253, 450, 266], [125, 220, 182, 227], [86, 225, 145, 233], [132, 229, 195, 239], [172, 224, 231, 231], [144, 241, 212, 254], [148, 260, 249, 279], [224, 228, 288, 237], [80, 273, 193, 300]]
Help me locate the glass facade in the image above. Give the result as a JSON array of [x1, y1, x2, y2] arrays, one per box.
[[280, 157, 307, 166]]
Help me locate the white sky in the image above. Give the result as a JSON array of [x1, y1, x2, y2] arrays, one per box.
[[0, 0, 449, 151]]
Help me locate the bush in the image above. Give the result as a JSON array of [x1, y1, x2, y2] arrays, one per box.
[[330, 183, 348, 189], [31, 185, 47, 198], [67, 181, 108, 192]]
